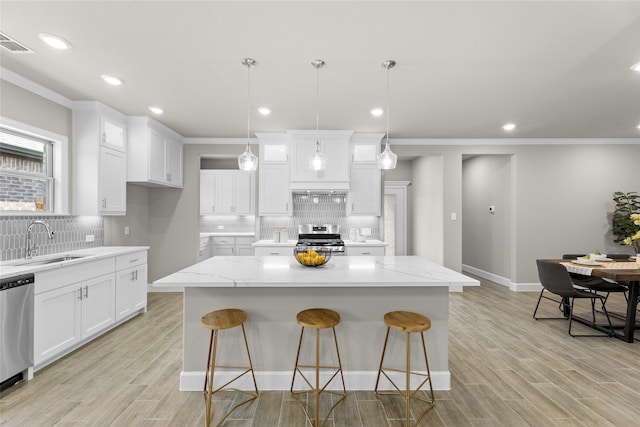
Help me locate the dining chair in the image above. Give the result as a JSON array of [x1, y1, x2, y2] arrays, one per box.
[[534, 260, 614, 337]]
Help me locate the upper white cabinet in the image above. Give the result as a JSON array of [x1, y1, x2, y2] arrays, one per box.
[[200, 170, 255, 215], [347, 134, 383, 215], [288, 130, 352, 190], [72, 101, 127, 215], [257, 133, 292, 215], [127, 116, 183, 188]]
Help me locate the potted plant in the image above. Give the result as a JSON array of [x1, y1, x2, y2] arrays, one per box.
[[612, 191, 640, 253]]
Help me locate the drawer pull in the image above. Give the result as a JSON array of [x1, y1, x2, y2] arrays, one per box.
[[129, 258, 139, 263], [269, 252, 280, 255]]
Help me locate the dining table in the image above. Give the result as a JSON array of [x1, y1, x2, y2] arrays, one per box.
[[555, 258, 640, 342]]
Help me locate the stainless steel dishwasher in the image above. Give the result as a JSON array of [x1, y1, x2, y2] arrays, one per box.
[[0, 273, 35, 391]]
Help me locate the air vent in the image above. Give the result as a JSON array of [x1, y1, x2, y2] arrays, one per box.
[[0, 32, 34, 53]]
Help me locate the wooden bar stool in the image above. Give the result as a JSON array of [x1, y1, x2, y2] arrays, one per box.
[[290, 308, 346, 427], [374, 310, 435, 426], [201, 309, 258, 427]]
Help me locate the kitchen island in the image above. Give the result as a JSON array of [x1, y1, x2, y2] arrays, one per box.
[[153, 255, 479, 391]]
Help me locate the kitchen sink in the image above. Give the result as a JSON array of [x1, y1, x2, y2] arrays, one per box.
[[2, 255, 88, 267]]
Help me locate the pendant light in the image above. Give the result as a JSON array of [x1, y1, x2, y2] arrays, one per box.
[[377, 60, 398, 170], [309, 59, 327, 171], [238, 58, 258, 171]]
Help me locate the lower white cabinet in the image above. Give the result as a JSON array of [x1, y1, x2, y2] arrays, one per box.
[[211, 236, 255, 256], [33, 249, 148, 368], [115, 251, 148, 321], [254, 246, 294, 256], [34, 272, 115, 366], [345, 246, 386, 256]]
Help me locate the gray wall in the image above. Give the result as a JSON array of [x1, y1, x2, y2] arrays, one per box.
[[103, 184, 150, 247], [462, 155, 512, 278], [394, 142, 639, 284]]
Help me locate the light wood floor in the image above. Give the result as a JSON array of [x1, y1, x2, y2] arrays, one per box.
[[2, 278, 640, 426]]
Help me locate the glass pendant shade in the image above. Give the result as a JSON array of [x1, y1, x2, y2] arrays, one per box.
[[309, 140, 327, 171], [238, 144, 258, 171], [238, 58, 258, 171], [377, 142, 398, 169]]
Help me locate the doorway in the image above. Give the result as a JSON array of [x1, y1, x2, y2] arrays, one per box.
[[384, 181, 410, 256]]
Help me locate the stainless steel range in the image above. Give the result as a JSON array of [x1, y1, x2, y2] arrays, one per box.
[[296, 224, 345, 255]]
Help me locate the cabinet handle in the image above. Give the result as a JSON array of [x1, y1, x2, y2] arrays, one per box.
[[77, 288, 83, 300], [101, 132, 106, 144], [286, 203, 289, 211], [84, 285, 89, 299], [102, 198, 107, 208], [129, 258, 139, 263], [362, 252, 371, 255], [269, 252, 280, 255], [134, 270, 138, 280]]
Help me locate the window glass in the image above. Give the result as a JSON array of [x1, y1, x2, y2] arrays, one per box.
[[0, 129, 54, 212]]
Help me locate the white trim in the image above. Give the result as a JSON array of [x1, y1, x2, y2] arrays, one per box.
[[179, 369, 450, 392], [0, 116, 70, 215], [462, 264, 541, 292], [0, 66, 74, 109], [391, 138, 640, 146]]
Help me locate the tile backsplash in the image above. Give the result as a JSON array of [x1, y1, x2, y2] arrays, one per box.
[[200, 215, 256, 234], [260, 193, 380, 240], [0, 215, 104, 261]]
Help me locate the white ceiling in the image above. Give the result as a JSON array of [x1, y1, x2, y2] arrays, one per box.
[[1, 1, 639, 139]]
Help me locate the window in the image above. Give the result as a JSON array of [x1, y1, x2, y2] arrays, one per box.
[[0, 118, 69, 214]]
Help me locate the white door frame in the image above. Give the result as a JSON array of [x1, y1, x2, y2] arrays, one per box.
[[384, 181, 410, 256]]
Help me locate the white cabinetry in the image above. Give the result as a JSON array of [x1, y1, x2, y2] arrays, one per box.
[[72, 101, 127, 215], [33, 250, 148, 368], [347, 134, 383, 216], [211, 236, 255, 256], [288, 130, 352, 190], [115, 251, 148, 321], [34, 258, 116, 366], [127, 116, 183, 188], [200, 170, 254, 215], [257, 134, 291, 216], [345, 246, 385, 256]]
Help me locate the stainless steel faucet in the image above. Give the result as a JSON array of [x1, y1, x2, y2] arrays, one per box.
[[25, 220, 55, 259]]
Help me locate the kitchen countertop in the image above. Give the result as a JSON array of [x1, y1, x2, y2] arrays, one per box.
[[252, 239, 387, 247], [153, 255, 479, 288], [0, 246, 149, 279], [199, 232, 255, 238]]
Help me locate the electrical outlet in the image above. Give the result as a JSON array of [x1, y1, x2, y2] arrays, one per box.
[[124, 226, 130, 235], [85, 234, 95, 242], [361, 228, 372, 236], [451, 212, 457, 221]]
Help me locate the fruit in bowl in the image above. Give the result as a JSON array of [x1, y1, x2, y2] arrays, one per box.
[[294, 247, 331, 267]]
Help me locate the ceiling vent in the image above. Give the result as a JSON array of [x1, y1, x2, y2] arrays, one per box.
[[0, 32, 34, 53]]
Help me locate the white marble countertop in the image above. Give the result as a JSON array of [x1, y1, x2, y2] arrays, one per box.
[[153, 255, 479, 288], [200, 232, 255, 238], [252, 239, 387, 247], [0, 246, 149, 279]]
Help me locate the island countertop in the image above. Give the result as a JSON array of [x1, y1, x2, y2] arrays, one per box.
[[153, 255, 479, 289]]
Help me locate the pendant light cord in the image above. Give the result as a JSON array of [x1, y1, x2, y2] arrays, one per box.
[[385, 63, 390, 148], [316, 62, 320, 147], [247, 61, 251, 149]]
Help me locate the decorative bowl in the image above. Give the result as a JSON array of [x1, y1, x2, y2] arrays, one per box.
[[294, 247, 332, 267]]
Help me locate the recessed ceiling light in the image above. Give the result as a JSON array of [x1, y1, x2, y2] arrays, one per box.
[[257, 107, 271, 116], [38, 33, 71, 50], [370, 108, 384, 117], [502, 123, 516, 131], [631, 63, 640, 72], [148, 106, 164, 115], [101, 74, 124, 86]]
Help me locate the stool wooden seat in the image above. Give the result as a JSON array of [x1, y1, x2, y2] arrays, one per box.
[[375, 310, 435, 427], [201, 309, 258, 427], [291, 308, 346, 427]]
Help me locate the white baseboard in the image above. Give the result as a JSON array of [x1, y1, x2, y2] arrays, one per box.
[[462, 265, 541, 292], [180, 369, 450, 391]]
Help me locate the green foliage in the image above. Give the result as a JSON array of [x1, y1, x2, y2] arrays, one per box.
[[611, 191, 640, 244]]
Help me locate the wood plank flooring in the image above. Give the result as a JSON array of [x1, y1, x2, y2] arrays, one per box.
[[2, 277, 640, 426]]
